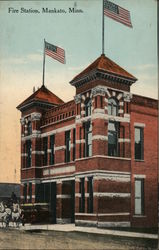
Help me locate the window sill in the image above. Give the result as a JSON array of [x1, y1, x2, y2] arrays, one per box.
[[133, 215, 146, 218], [134, 159, 144, 162], [107, 155, 131, 161]]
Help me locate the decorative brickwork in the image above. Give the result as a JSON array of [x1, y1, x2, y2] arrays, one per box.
[[17, 54, 157, 229]]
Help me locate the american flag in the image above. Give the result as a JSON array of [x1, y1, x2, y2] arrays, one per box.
[[104, 0, 132, 28], [45, 41, 65, 64]]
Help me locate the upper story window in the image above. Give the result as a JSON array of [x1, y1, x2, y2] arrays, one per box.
[[108, 98, 118, 116], [43, 137, 48, 166], [135, 127, 144, 160], [85, 98, 92, 116], [73, 128, 76, 161], [26, 140, 32, 168], [27, 121, 32, 135], [65, 131, 71, 162], [108, 121, 118, 157], [85, 121, 92, 157], [50, 135, 55, 165]]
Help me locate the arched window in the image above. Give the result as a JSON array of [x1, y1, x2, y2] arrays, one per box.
[[108, 98, 118, 116], [85, 98, 92, 116], [28, 121, 32, 135]]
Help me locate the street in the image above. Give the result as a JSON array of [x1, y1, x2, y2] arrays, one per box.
[[0, 228, 157, 250]]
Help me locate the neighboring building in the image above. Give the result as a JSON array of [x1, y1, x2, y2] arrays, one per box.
[[0, 183, 20, 202], [17, 54, 158, 229]]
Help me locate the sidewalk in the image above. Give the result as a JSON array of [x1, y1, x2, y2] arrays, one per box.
[[21, 223, 158, 240]]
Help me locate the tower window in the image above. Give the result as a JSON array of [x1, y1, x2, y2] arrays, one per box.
[[108, 98, 118, 116], [108, 121, 118, 156], [85, 122, 92, 157], [28, 121, 32, 135], [43, 137, 48, 166], [85, 98, 92, 116], [26, 140, 32, 167]]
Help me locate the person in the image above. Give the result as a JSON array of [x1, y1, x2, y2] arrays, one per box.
[[11, 192, 17, 203]]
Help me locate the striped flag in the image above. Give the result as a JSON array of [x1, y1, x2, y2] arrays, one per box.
[[104, 0, 132, 28], [45, 41, 65, 64]]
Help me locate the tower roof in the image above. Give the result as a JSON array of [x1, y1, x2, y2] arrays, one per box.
[[70, 54, 137, 86], [17, 85, 64, 110]]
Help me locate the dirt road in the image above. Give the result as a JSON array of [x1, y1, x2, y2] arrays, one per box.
[[0, 228, 156, 249]]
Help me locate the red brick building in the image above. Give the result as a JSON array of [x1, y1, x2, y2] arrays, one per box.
[[17, 54, 158, 229]]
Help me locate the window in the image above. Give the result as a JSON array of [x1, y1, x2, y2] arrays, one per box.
[[50, 135, 55, 165], [26, 140, 32, 167], [108, 121, 118, 156], [23, 143, 26, 168], [65, 131, 71, 162], [43, 137, 48, 166], [35, 183, 44, 203], [108, 98, 118, 116], [79, 128, 82, 158], [87, 177, 93, 213], [126, 102, 129, 113], [135, 179, 144, 215], [23, 184, 27, 203], [135, 127, 144, 160], [79, 178, 85, 213], [85, 98, 92, 116], [27, 121, 32, 135], [95, 96, 97, 109], [28, 183, 32, 203], [73, 129, 76, 161], [85, 122, 92, 157], [100, 96, 103, 108]]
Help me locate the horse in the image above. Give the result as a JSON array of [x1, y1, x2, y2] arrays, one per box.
[[0, 202, 12, 227], [11, 203, 22, 227]]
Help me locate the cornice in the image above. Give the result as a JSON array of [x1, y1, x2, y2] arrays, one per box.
[[70, 69, 136, 89]]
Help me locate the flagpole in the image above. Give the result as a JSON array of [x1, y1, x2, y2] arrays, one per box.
[[102, 0, 105, 55], [42, 38, 46, 86]]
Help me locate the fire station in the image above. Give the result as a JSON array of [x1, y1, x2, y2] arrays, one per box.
[[17, 54, 158, 229]]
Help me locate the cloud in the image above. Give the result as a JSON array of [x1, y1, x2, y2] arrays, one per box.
[[132, 72, 157, 99], [3, 57, 27, 65], [27, 53, 42, 62], [1, 53, 42, 66], [68, 64, 88, 72], [130, 64, 157, 71]]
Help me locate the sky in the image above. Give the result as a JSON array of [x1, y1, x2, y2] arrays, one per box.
[[0, 0, 158, 183]]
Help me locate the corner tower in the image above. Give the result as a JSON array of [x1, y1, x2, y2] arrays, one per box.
[[17, 85, 64, 205], [70, 54, 137, 228]]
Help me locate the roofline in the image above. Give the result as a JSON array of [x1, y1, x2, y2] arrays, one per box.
[[70, 55, 137, 84], [132, 93, 158, 102], [70, 69, 137, 88], [17, 85, 64, 110], [16, 99, 59, 111]]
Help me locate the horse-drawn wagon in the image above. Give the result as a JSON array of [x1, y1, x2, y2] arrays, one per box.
[[20, 203, 50, 224]]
